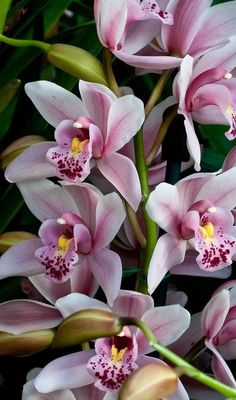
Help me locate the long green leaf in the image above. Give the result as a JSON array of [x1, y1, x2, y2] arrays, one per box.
[[0, 0, 12, 34]]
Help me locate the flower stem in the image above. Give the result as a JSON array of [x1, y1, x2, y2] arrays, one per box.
[[125, 202, 146, 248], [134, 129, 157, 293], [184, 337, 206, 362], [145, 105, 177, 166], [119, 317, 236, 398], [103, 48, 121, 97], [0, 33, 51, 52], [145, 69, 173, 117]]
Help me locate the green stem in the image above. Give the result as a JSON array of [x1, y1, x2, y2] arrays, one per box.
[[184, 337, 206, 362], [145, 106, 177, 166], [125, 202, 146, 248], [134, 129, 157, 293], [103, 48, 121, 97], [145, 69, 173, 117], [0, 33, 51, 53], [119, 317, 236, 398]]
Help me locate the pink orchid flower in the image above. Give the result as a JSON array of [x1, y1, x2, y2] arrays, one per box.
[[95, 0, 236, 72], [146, 168, 236, 294], [33, 290, 190, 399], [173, 38, 236, 170], [5, 80, 144, 211], [172, 280, 236, 390], [201, 280, 236, 388], [0, 179, 125, 305]]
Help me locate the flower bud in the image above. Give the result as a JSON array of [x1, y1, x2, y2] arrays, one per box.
[[119, 364, 178, 400], [0, 329, 55, 356], [0, 231, 37, 254], [47, 43, 107, 85], [0, 135, 45, 169], [52, 309, 122, 348], [0, 79, 21, 113]]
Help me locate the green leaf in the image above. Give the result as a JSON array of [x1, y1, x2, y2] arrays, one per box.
[[0, 0, 12, 34], [0, 185, 24, 233]]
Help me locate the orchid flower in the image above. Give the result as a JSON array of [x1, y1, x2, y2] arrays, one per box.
[[146, 168, 236, 294], [0, 179, 125, 305], [173, 38, 236, 170], [201, 280, 236, 387], [5, 80, 144, 211], [95, 0, 236, 72], [31, 290, 189, 398], [172, 280, 236, 390]]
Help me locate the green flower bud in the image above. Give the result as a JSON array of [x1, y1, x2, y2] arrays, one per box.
[[0, 135, 45, 169], [0, 329, 55, 356], [119, 364, 178, 400], [47, 44, 107, 85], [52, 309, 122, 349], [0, 231, 37, 254]]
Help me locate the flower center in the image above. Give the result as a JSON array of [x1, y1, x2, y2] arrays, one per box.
[[111, 344, 127, 362], [199, 222, 214, 240], [57, 234, 72, 252], [71, 137, 89, 155]]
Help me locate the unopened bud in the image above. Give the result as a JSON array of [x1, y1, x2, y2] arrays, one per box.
[[0, 135, 45, 169], [0, 329, 55, 356], [0, 79, 21, 113], [52, 309, 122, 348], [47, 43, 107, 85], [0, 231, 37, 254], [119, 364, 178, 400]]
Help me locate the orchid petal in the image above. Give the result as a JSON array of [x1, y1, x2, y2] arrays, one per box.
[[70, 258, 99, 297], [17, 179, 78, 222], [34, 351, 95, 393], [79, 80, 116, 137], [22, 378, 76, 400], [0, 300, 62, 334], [217, 339, 236, 360], [97, 153, 141, 211], [5, 142, 56, 183], [166, 291, 188, 307], [73, 385, 105, 400], [162, 0, 212, 56], [146, 183, 180, 235], [94, 0, 127, 50], [29, 274, 71, 305], [112, 290, 154, 320], [170, 312, 203, 357], [55, 293, 110, 318], [105, 95, 144, 154], [136, 305, 190, 354], [113, 50, 182, 70], [182, 111, 201, 171], [63, 182, 101, 230], [171, 250, 232, 278], [189, 2, 236, 59], [74, 224, 92, 254], [196, 168, 236, 210], [0, 239, 44, 279], [25, 81, 86, 127], [93, 192, 125, 250], [206, 339, 236, 387], [147, 234, 187, 295], [201, 290, 230, 338], [87, 248, 122, 305]]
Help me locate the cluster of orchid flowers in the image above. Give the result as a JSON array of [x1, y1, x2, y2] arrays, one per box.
[[1, 0, 236, 399]]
